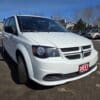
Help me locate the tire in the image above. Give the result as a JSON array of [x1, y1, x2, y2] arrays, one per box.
[[17, 54, 28, 84], [2, 41, 6, 57]]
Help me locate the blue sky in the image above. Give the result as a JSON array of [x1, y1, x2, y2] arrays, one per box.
[[0, 0, 100, 21]]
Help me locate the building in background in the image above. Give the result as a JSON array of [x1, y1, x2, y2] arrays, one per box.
[[65, 22, 75, 31]]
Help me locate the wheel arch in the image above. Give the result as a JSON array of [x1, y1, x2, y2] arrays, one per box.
[[16, 44, 34, 79]]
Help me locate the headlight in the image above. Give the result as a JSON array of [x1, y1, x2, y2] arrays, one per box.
[[32, 46, 60, 58]]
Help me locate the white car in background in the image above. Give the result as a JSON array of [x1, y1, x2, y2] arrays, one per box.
[[87, 29, 100, 39], [2, 15, 98, 86]]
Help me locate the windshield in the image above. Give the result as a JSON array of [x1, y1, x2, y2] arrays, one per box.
[[17, 16, 67, 32]]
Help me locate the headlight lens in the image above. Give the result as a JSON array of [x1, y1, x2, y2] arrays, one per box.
[[32, 46, 60, 58]]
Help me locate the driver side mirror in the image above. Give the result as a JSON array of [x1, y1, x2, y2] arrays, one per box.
[[5, 26, 14, 33], [4, 26, 17, 35]]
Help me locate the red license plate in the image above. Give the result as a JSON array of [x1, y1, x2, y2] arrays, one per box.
[[79, 63, 89, 73]]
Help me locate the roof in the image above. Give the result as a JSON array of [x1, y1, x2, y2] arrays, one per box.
[[15, 15, 50, 19]]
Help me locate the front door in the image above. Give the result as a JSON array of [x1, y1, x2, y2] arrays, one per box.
[[3, 17, 18, 60]]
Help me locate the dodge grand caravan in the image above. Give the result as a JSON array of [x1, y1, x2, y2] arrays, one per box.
[[2, 15, 98, 86]]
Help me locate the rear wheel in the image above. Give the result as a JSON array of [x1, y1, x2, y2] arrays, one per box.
[[17, 54, 28, 84]]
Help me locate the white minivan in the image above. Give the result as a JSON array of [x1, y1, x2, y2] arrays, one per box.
[[2, 15, 98, 86]]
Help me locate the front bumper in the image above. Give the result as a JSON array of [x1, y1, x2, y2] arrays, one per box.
[[31, 49, 98, 86], [32, 65, 97, 86]]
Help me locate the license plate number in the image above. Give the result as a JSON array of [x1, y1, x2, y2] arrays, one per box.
[[79, 63, 89, 73]]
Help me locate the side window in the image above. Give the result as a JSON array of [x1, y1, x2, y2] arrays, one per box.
[[9, 17, 18, 35], [4, 17, 18, 35], [4, 18, 10, 32]]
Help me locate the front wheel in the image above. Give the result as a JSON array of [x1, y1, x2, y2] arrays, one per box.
[[2, 40, 6, 57], [17, 54, 28, 84]]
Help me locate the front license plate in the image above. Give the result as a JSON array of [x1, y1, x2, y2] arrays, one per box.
[[79, 63, 89, 73]]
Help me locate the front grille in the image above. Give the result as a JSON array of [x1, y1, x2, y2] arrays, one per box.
[[61, 45, 92, 60], [61, 47, 79, 52], [83, 51, 91, 57], [82, 45, 91, 49], [66, 54, 80, 59]]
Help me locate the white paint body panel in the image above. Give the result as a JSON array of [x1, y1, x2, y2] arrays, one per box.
[[23, 32, 92, 48]]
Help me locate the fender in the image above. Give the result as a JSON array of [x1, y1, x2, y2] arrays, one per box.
[[16, 44, 34, 79]]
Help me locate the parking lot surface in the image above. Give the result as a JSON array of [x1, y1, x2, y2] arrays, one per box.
[[0, 38, 100, 100]]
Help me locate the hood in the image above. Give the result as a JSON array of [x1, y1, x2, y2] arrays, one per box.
[[23, 32, 92, 48]]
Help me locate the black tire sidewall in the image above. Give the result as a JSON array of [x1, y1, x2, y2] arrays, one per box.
[[17, 54, 28, 84]]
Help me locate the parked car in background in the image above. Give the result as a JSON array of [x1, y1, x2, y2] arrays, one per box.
[[86, 29, 100, 39], [2, 15, 98, 86]]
